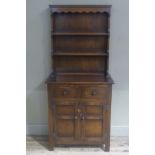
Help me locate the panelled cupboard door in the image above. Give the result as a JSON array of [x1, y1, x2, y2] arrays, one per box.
[[54, 100, 80, 140], [80, 101, 106, 142], [52, 100, 106, 142]]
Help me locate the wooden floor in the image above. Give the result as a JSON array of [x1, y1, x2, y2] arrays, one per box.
[[26, 136, 129, 155]]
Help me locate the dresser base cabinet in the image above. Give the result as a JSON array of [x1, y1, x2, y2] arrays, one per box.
[[47, 83, 112, 151]]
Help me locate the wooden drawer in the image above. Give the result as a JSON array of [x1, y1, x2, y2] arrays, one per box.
[[51, 86, 80, 98], [81, 86, 107, 99]]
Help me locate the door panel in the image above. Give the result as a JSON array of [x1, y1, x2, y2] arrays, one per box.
[[54, 101, 79, 139], [81, 101, 106, 141], [84, 119, 103, 137], [56, 105, 75, 115], [56, 119, 75, 137], [85, 105, 102, 115]]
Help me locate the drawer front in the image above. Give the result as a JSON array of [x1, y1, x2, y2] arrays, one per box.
[[52, 86, 80, 98], [82, 86, 107, 99]]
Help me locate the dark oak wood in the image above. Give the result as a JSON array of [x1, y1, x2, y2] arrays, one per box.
[[53, 52, 108, 56], [47, 5, 113, 151], [49, 5, 111, 14], [52, 32, 109, 36], [53, 36, 108, 53]]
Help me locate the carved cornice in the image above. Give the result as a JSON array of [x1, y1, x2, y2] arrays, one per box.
[[49, 5, 111, 14]]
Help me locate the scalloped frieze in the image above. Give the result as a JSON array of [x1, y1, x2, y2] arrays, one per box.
[[49, 5, 111, 14]]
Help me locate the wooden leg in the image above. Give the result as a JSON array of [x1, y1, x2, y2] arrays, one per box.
[[48, 135, 54, 151], [49, 145, 54, 151], [101, 144, 105, 151], [104, 144, 110, 152], [48, 103, 54, 151], [104, 134, 110, 152], [101, 144, 110, 152]]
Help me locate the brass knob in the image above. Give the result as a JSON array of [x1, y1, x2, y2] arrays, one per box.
[[75, 116, 78, 119]]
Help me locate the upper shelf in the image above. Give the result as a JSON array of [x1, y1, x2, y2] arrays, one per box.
[[52, 32, 109, 36], [53, 52, 109, 56]]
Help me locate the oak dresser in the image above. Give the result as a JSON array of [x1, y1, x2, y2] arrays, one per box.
[[46, 5, 113, 151]]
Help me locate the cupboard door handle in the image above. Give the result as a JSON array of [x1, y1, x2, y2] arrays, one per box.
[[82, 115, 84, 120], [80, 113, 85, 120], [63, 90, 68, 95], [79, 113, 83, 118], [81, 115, 85, 120], [92, 90, 97, 96]]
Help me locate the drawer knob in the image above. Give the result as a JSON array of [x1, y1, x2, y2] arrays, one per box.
[[63, 90, 68, 95], [75, 116, 78, 119], [92, 90, 97, 96]]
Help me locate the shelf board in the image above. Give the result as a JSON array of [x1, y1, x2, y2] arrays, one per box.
[[52, 32, 109, 36], [46, 73, 114, 84], [53, 52, 108, 56], [56, 72, 105, 76]]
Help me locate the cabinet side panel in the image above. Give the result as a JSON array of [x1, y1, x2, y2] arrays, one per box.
[[104, 85, 112, 151], [47, 84, 55, 149]]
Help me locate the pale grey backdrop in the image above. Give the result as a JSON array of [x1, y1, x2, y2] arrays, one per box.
[[27, 0, 129, 136]]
